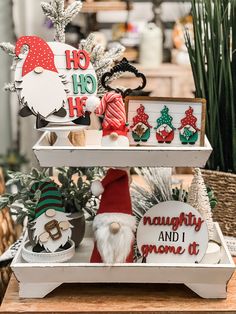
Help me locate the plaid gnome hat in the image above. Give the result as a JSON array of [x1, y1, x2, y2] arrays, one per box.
[[30, 181, 64, 219]]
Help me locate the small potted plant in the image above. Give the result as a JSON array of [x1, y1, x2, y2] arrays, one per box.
[[0, 167, 102, 247]]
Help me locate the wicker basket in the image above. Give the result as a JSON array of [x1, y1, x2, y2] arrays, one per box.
[[0, 169, 17, 302], [201, 169, 236, 237]]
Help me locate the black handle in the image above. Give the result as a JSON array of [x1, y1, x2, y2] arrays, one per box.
[[101, 58, 146, 98]]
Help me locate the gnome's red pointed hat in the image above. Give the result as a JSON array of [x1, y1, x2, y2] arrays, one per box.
[[15, 35, 58, 76], [130, 104, 152, 129], [91, 168, 133, 216]]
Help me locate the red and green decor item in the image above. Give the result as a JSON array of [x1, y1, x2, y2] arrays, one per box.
[[155, 106, 175, 143], [130, 104, 152, 142], [178, 106, 200, 144]]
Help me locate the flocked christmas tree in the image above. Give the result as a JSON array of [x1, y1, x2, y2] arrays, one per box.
[[188, 168, 214, 240], [155, 106, 175, 143], [178, 106, 200, 144]]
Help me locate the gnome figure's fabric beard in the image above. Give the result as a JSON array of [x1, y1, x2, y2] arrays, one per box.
[[33, 212, 72, 253], [93, 213, 136, 264], [20, 70, 67, 118]]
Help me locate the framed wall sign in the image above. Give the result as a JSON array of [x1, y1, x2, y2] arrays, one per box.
[[136, 201, 209, 264], [14, 36, 97, 128], [125, 96, 206, 147]]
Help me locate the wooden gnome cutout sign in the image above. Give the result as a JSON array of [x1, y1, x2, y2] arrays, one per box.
[[178, 106, 200, 144], [30, 181, 73, 253], [126, 97, 206, 147], [136, 201, 208, 264], [130, 105, 152, 142], [14, 36, 98, 129], [155, 106, 175, 143]]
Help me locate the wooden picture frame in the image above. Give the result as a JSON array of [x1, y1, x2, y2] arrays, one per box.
[[125, 96, 206, 147]]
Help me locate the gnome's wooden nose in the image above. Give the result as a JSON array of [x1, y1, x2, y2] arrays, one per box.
[[109, 222, 120, 234], [34, 66, 44, 74], [110, 132, 119, 141]]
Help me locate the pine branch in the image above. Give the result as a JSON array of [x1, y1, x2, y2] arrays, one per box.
[[4, 82, 16, 92], [79, 34, 125, 95], [41, 0, 82, 43], [0, 42, 15, 56], [131, 167, 173, 223]]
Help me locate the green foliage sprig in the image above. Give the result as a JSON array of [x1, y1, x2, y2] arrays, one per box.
[[57, 167, 104, 219], [0, 168, 51, 224], [0, 167, 104, 224]]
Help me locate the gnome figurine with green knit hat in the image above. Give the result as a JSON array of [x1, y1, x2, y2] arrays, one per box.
[[30, 181, 73, 253]]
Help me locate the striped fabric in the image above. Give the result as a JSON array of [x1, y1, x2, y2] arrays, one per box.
[[95, 92, 126, 129], [30, 181, 64, 218]]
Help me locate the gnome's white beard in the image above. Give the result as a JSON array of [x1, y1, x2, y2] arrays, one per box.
[[19, 70, 67, 118], [101, 135, 129, 147], [93, 213, 136, 264], [33, 212, 72, 253]]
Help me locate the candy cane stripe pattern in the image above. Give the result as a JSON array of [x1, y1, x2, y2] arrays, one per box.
[[95, 92, 129, 147], [96, 92, 127, 129]]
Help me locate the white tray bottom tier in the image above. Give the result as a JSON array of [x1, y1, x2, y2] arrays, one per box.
[[33, 132, 212, 167], [11, 223, 235, 299]]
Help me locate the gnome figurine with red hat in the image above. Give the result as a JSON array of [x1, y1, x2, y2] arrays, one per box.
[[90, 168, 136, 263], [95, 92, 129, 147], [15, 35, 67, 128]]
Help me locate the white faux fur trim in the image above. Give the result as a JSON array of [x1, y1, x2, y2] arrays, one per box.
[[91, 180, 104, 196], [93, 213, 136, 232]]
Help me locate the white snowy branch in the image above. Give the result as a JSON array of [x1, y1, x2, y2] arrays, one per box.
[[188, 168, 215, 240], [79, 33, 125, 96], [4, 82, 16, 92], [0, 42, 15, 56], [41, 0, 82, 43]]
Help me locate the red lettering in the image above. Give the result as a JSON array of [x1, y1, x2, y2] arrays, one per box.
[[141, 244, 185, 257], [68, 96, 87, 117], [65, 50, 90, 70], [143, 216, 152, 226], [188, 241, 200, 255], [142, 212, 202, 232]]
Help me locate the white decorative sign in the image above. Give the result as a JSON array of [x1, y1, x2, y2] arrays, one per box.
[[136, 201, 208, 263], [125, 96, 206, 147], [14, 36, 97, 128]]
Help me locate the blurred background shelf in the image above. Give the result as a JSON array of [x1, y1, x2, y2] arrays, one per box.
[[81, 1, 133, 13]]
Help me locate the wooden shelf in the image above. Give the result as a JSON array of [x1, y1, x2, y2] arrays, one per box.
[[33, 133, 212, 168], [81, 1, 133, 13]]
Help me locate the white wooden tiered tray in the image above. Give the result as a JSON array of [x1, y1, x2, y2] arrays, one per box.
[[33, 132, 212, 167], [11, 223, 235, 299], [12, 130, 233, 300]]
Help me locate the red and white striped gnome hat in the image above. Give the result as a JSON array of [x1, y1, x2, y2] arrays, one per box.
[[95, 92, 127, 129], [15, 35, 58, 77]]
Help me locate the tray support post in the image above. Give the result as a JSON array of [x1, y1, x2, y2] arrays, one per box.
[[185, 283, 227, 299], [19, 282, 61, 298]]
